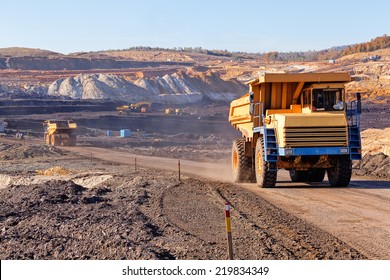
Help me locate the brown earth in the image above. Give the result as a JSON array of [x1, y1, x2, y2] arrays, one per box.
[[1, 46, 389, 260], [1, 47, 389, 103], [1, 99, 389, 260], [0, 143, 366, 260]]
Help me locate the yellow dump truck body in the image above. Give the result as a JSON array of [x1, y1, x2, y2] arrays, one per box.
[[44, 120, 77, 146], [229, 73, 351, 144], [228, 72, 361, 188]]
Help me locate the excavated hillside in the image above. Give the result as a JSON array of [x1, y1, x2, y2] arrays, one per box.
[[1, 47, 390, 105], [47, 70, 246, 103], [0, 56, 193, 71], [323, 49, 390, 101]]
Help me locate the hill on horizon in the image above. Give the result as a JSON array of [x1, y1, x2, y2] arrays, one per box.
[[0, 47, 63, 57], [1, 35, 389, 62]]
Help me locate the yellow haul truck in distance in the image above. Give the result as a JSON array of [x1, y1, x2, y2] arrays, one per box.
[[116, 102, 152, 114], [44, 120, 77, 146], [229, 73, 362, 188]]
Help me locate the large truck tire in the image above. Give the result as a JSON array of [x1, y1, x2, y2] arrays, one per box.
[[51, 134, 61, 146], [327, 156, 352, 187], [51, 135, 56, 146], [69, 135, 77, 146], [255, 137, 277, 188], [44, 133, 51, 145], [231, 139, 255, 183]]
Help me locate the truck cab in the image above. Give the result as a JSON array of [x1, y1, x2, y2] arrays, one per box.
[[301, 84, 345, 113]]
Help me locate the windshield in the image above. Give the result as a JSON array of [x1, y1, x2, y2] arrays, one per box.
[[312, 88, 344, 111]]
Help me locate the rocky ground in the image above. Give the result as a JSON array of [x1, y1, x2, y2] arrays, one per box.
[[0, 143, 366, 260]]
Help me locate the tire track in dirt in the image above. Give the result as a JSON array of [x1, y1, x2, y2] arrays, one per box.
[[58, 144, 390, 259], [155, 178, 366, 259], [0, 141, 373, 260], [240, 180, 390, 259], [20, 142, 389, 259]]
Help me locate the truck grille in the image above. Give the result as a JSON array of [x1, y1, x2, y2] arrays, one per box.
[[283, 126, 348, 147]]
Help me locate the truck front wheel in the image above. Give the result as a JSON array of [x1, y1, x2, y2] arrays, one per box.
[[45, 133, 51, 145], [231, 139, 254, 183], [255, 137, 277, 188], [327, 156, 352, 187]]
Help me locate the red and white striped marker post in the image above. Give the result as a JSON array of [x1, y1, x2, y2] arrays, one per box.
[[225, 201, 234, 260], [178, 160, 181, 182]]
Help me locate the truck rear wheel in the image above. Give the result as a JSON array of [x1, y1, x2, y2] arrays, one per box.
[[255, 137, 277, 188], [69, 135, 76, 146], [327, 156, 352, 187], [231, 139, 254, 183], [45, 133, 51, 145], [51, 134, 61, 146]]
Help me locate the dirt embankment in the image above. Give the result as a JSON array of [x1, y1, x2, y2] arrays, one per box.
[[0, 143, 366, 260], [0, 143, 65, 160], [352, 128, 390, 179]]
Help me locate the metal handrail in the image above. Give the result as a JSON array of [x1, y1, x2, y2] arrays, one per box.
[[347, 101, 360, 127], [253, 102, 264, 128]]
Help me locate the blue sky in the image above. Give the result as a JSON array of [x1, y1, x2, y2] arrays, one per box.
[[1, 0, 388, 54]]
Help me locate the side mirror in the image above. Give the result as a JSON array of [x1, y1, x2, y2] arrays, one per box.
[[356, 92, 362, 114], [249, 92, 254, 115]]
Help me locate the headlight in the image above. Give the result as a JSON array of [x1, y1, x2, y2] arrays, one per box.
[[285, 148, 294, 155], [340, 148, 349, 154]]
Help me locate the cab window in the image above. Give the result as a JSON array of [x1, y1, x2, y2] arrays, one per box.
[[312, 89, 343, 111]]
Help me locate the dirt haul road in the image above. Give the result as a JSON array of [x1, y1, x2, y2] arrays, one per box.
[[60, 145, 390, 260]]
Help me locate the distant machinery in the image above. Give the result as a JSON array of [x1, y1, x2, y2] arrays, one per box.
[[43, 120, 77, 146], [116, 102, 152, 115], [0, 119, 7, 133]]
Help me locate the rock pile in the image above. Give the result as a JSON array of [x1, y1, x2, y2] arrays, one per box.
[[0, 144, 65, 160], [352, 128, 390, 179], [47, 70, 246, 104]]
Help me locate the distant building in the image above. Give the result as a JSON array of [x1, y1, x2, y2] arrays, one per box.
[[362, 55, 381, 62], [0, 120, 7, 132]]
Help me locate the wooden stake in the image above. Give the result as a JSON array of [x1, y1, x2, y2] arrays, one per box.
[[225, 201, 234, 260], [178, 160, 181, 182]]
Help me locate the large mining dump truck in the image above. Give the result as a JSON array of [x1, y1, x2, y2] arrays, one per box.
[[43, 120, 77, 146], [229, 73, 362, 188]]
